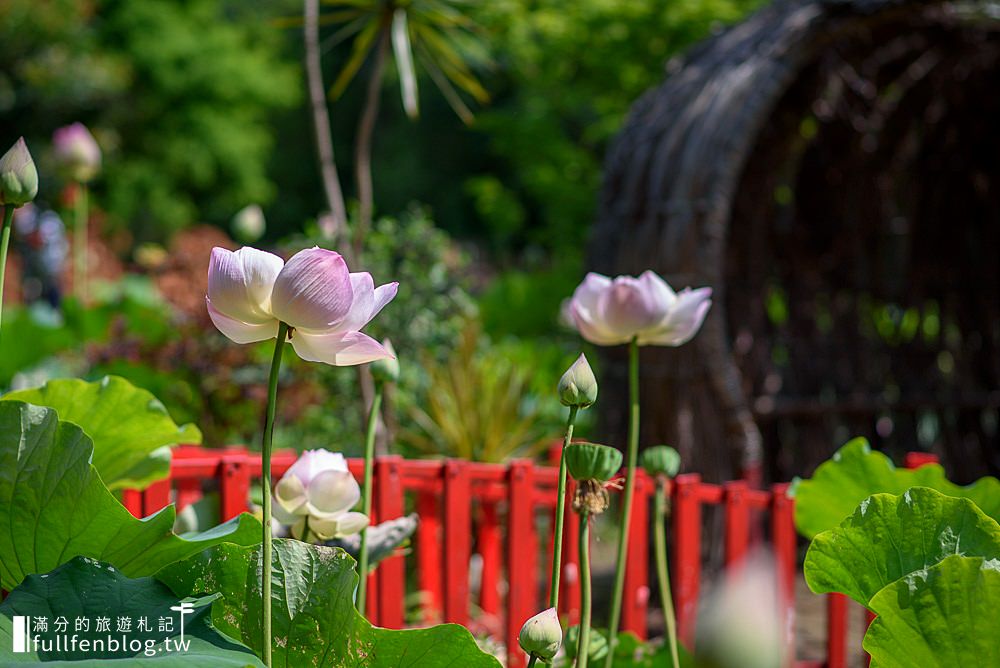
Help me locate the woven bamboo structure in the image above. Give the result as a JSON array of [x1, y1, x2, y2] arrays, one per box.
[[593, 0, 1000, 482]]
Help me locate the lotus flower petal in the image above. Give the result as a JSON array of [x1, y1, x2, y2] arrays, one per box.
[[641, 287, 713, 346], [270, 247, 353, 330], [207, 247, 283, 324], [306, 469, 361, 518], [290, 330, 393, 366], [284, 449, 349, 487], [338, 273, 399, 332], [304, 511, 370, 540], [206, 298, 279, 344], [274, 473, 308, 519]]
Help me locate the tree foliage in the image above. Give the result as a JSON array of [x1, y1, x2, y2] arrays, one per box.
[[0, 0, 300, 240]]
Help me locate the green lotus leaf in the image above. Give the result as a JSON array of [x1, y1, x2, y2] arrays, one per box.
[[0, 556, 263, 666], [864, 555, 1000, 668], [0, 401, 259, 591], [2, 376, 201, 490], [157, 539, 502, 667], [791, 438, 1000, 539], [804, 487, 1000, 606]]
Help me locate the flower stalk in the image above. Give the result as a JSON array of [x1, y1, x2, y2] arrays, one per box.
[[604, 336, 640, 666], [261, 321, 289, 668], [548, 405, 578, 609], [653, 476, 680, 668], [74, 184, 89, 301], [355, 379, 384, 613], [0, 205, 14, 335]]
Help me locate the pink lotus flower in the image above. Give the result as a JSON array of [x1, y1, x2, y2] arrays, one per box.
[[207, 246, 397, 366], [272, 449, 368, 540], [565, 271, 712, 346], [52, 123, 101, 183]]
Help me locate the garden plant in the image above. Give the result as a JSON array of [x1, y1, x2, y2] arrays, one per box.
[[0, 1, 996, 663]]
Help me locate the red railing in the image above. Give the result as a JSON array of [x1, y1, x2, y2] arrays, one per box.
[[121, 446, 941, 667], [122, 445, 801, 667]]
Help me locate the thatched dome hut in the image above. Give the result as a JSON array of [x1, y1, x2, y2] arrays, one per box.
[[592, 0, 1000, 483]]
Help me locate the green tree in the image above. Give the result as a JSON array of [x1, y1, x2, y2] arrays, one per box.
[[0, 0, 300, 241]]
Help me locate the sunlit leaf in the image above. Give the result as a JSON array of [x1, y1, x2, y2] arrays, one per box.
[[791, 438, 1000, 539], [0, 401, 260, 591], [158, 540, 502, 667], [392, 9, 419, 118], [864, 556, 1000, 668], [804, 488, 1000, 606]]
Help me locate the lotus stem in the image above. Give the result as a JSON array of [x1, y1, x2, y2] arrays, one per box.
[[527, 656, 539, 668], [549, 404, 579, 610], [73, 183, 88, 301], [261, 322, 289, 668], [0, 204, 13, 336], [604, 336, 639, 666], [577, 510, 592, 668], [654, 477, 680, 667], [356, 380, 384, 614]]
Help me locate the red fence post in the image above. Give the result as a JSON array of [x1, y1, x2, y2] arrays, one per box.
[[771, 483, 796, 668], [507, 460, 536, 668], [443, 460, 471, 625], [673, 473, 702, 649], [479, 502, 503, 619], [143, 479, 172, 517], [122, 489, 143, 517], [366, 502, 380, 624], [622, 472, 650, 639], [219, 454, 250, 521], [417, 489, 443, 623], [376, 456, 405, 629], [827, 593, 849, 668], [904, 452, 939, 469], [723, 480, 750, 569]]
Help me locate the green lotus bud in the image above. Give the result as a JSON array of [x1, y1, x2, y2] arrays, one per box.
[[231, 203, 266, 243], [370, 338, 399, 384], [558, 353, 598, 408], [518, 607, 562, 662], [0, 138, 38, 207], [565, 442, 622, 483], [641, 445, 680, 478]]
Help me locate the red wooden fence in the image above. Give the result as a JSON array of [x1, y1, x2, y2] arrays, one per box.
[[119, 445, 936, 667]]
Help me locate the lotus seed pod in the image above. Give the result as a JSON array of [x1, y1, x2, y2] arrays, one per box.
[[641, 445, 681, 478], [518, 607, 562, 662], [558, 353, 598, 408], [370, 338, 399, 384], [565, 442, 622, 482], [0, 138, 38, 207]]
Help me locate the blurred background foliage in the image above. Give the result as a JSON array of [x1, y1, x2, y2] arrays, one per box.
[[0, 0, 762, 459]]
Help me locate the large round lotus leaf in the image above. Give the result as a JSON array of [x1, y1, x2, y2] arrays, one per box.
[[158, 539, 501, 667]]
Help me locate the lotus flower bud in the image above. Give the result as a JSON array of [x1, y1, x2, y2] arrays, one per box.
[[641, 445, 680, 478], [565, 442, 622, 483], [0, 138, 38, 207], [370, 338, 399, 384], [518, 607, 562, 662], [231, 204, 266, 243], [558, 353, 597, 408], [52, 123, 101, 183]]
